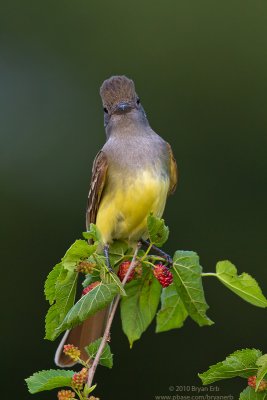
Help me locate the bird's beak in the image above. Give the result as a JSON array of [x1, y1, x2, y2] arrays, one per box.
[[114, 102, 133, 113]]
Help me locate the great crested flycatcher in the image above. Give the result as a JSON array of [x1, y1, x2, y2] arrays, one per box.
[[55, 75, 178, 366]]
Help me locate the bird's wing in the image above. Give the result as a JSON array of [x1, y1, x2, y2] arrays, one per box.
[[167, 142, 178, 195], [86, 150, 108, 228]]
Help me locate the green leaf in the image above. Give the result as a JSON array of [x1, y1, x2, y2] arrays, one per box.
[[240, 386, 267, 400], [44, 237, 100, 340], [120, 269, 161, 346], [215, 261, 267, 308], [62, 239, 97, 271], [256, 355, 267, 391], [44, 263, 63, 305], [199, 349, 262, 385], [83, 384, 97, 397], [172, 251, 213, 326], [55, 269, 78, 318], [55, 283, 119, 336], [25, 369, 75, 394], [45, 268, 78, 340], [82, 270, 101, 288], [147, 214, 169, 247], [83, 223, 102, 242], [102, 270, 126, 296], [109, 240, 130, 266], [156, 284, 188, 333], [85, 337, 113, 368], [45, 304, 60, 340]]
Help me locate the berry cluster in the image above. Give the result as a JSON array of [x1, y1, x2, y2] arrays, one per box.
[[77, 260, 96, 274], [71, 367, 88, 390], [82, 281, 101, 295], [63, 344, 81, 362], [57, 389, 76, 400], [153, 263, 173, 287], [248, 376, 267, 391]]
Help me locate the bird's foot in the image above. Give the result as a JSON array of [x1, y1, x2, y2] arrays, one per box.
[[103, 244, 113, 272], [140, 239, 173, 267]]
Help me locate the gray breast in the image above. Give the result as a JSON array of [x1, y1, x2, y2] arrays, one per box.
[[103, 130, 169, 177]]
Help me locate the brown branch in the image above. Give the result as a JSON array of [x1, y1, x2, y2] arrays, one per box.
[[86, 242, 141, 390]]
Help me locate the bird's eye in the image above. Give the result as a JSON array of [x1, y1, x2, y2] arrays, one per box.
[[103, 107, 108, 113], [136, 98, 140, 105]]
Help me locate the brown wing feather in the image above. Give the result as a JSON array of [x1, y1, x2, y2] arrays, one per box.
[[167, 142, 178, 195], [86, 150, 108, 229]]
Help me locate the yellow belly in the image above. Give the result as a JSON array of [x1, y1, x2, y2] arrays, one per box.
[[96, 170, 169, 244]]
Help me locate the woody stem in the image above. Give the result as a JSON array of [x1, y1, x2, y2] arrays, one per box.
[[86, 242, 141, 390]]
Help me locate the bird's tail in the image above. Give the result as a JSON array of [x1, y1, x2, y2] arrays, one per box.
[[54, 307, 110, 367]]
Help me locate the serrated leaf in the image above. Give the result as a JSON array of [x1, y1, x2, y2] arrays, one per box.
[[120, 270, 161, 346], [55, 269, 78, 318], [55, 283, 119, 336], [156, 284, 188, 333], [102, 270, 126, 296], [93, 253, 126, 296], [83, 223, 102, 242], [25, 369, 75, 394], [62, 239, 97, 271], [240, 386, 267, 400], [172, 251, 213, 326], [256, 355, 267, 391], [199, 349, 262, 385], [215, 261, 267, 308], [45, 304, 60, 340], [108, 240, 130, 266], [45, 269, 78, 340], [256, 355, 267, 367], [85, 337, 113, 368], [44, 263, 63, 304], [147, 214, 169, 247]]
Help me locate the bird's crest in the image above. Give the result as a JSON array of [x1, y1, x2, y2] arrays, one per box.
[[100, 75, 137, 110]]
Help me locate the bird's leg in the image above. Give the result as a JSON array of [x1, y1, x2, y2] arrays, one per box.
[[103, 244, 113, 272], [140, 239, 173, 266]]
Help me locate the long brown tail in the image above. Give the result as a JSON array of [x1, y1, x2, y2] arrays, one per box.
[[54, 308, 110, 367]]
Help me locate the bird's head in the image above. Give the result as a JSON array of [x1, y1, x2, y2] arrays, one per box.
[[100, 75, 146, 128]]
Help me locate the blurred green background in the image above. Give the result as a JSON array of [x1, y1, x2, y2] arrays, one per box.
[[1, 0, 267, 398]]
